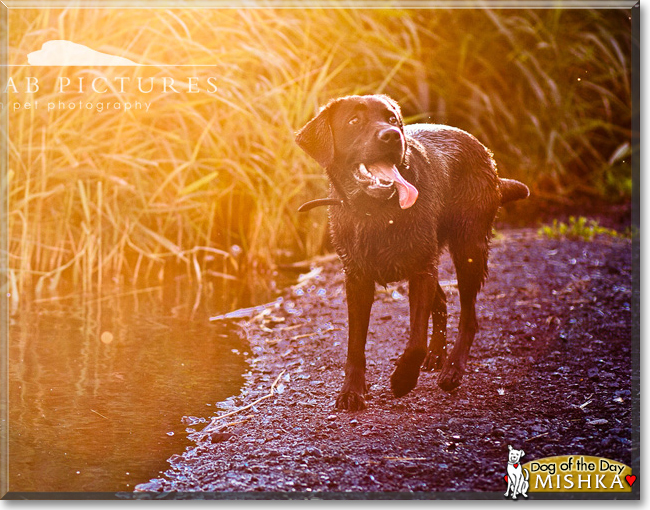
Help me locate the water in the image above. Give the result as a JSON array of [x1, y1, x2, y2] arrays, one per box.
[[8, 291, 249, 493]]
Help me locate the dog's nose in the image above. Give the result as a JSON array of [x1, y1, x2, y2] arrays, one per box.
[[378, 127, 402, 145]]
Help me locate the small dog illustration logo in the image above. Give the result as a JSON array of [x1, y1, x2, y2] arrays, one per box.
[[504, 445, 529, 499]]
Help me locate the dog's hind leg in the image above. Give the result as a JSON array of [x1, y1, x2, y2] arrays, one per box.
[[336, 276, 375, 411], [438, 241, 488, 391], [391, 263, 437, 397], [422, 283, 447, 371], [521, 472, 530, 497]]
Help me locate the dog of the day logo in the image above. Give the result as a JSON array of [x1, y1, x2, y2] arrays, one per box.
[[504, 445, 529, 499], [504, 448, 635, 497]]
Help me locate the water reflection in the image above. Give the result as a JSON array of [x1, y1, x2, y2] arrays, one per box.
[[8, 291, 248, 492]]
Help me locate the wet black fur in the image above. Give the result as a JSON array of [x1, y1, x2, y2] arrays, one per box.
[[296, 94, 529, 411]]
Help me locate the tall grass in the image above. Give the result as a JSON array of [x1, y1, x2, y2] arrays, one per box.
[[5, 8, 632, 307]]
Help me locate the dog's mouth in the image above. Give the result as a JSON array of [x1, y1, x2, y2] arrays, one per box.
[[354, 163, 419, 209]]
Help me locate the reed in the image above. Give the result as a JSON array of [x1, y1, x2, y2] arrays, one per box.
[[6, 8, 632, 305]]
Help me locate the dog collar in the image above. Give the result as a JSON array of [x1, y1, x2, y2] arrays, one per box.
[[298, 185, 399, 214], [297, 198, 344, 212]]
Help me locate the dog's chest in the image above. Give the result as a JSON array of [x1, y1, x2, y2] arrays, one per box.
[[331, 209, 437, 284], [507, 464, 523, 476]]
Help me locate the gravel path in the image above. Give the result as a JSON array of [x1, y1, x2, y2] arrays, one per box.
[[135, 229, 637, 497]]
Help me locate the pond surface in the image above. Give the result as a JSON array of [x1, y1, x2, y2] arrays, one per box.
[[8, 291, 249, 493]]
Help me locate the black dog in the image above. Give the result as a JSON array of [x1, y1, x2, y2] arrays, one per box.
[[296, 94, 528, 411]]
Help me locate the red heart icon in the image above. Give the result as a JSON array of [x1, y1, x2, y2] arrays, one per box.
[[625, 475, 636, 487], [504, 475, 508, 482], [514, 464, 519, 468]]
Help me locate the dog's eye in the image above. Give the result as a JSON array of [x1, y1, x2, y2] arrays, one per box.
[[388, 116, 399, 125], [348, 116, 359, 125]]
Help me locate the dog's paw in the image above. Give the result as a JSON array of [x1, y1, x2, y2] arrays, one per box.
[[438, 361, 464, 391], [422, 349, 445, 371], [335, 391, 366, 411], [390, 349, 425, 398]]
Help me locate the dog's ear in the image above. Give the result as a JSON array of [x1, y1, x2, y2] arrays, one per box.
[[521, 451, 525, 457], [508, 445, 513, 451], [295, 103, 335, 169]]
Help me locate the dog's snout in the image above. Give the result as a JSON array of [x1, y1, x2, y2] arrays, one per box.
[[378, 127, 402, 145]]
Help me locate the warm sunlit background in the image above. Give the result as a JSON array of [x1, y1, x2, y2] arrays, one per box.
[[6, 8, 633, 308], [4, 7, 633, 493]]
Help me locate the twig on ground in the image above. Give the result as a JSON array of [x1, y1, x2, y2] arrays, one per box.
[[291, 326, 343, 341], [222, 417, 253, 428], [209, 297, 283, 322], [90, 409, 108, 420], [276, 324, 302, 332], [525, 432, 549, 442], [383, 457, 432, 461], [574, 394, 594, 410], [203, 370, 286, 433], [291, 266, 324, 289]]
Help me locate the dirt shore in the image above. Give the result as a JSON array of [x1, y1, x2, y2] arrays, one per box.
[[134, 228, 637, 497]]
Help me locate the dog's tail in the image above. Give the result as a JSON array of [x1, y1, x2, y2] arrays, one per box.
[[499, 178, 530, 205], [524, 469, 530, 481]]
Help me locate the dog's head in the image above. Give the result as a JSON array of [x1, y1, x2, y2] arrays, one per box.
[[507, 445, 525, 464], [295, 94, 419, 210]]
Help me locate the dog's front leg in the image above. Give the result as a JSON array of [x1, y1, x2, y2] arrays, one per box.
[[390, 268, 436, 397], [335, 275, 374, 411], [514, 475, 524, 499]]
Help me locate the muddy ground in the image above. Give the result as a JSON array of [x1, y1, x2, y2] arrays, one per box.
[[135, 228, 637, 498]]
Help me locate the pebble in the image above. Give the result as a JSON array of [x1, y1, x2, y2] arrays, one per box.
[[601, 437, 615, 448], [305, 447, 323, 458], [491, 428, 505, 437]]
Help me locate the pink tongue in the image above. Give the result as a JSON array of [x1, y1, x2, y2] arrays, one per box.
[[369, 163, 419, 209]]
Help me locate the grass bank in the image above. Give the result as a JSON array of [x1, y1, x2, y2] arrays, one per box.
[[6, 8, 633, 306]]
